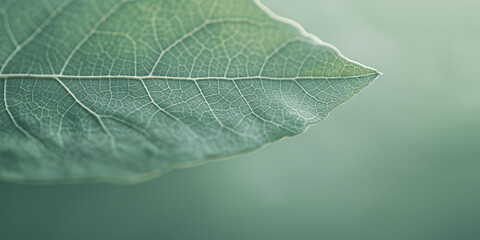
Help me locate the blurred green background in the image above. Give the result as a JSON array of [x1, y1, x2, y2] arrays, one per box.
[[1, 0, 479, 239]]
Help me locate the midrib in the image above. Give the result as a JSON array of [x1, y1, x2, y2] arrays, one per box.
[[0, 72, 378, 81]]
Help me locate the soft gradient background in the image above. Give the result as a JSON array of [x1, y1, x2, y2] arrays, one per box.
[[1, 0, 479, 239]]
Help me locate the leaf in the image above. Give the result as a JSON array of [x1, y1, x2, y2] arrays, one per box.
[[0, 0, 380, 184]]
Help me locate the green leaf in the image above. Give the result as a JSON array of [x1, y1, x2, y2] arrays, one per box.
[[0, 0, 380, 184]]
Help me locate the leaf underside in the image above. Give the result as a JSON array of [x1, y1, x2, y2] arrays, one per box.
[[0, 0, 379, 184]]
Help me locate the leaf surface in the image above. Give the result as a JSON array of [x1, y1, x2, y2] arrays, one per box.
[[0, 0, 379, 183]]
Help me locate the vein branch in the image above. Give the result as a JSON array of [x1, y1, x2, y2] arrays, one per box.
[[54, 77, 117, 152], [0, 0, 73, 74], [59, 0, 130, 75], [2, 78, 45, 146]]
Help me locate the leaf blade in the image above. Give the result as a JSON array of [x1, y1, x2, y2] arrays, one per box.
[[0, 0, 379, 183]]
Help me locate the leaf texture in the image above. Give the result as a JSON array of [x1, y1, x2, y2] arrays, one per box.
[[0, 0, 380, 183]]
